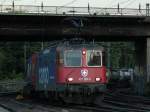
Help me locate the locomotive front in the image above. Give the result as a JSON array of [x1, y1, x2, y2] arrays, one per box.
[[57, 44, 107, 93]]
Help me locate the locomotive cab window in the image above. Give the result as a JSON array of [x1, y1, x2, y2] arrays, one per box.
[[64, 50, 81, 67], [87, 50, 102, 67]]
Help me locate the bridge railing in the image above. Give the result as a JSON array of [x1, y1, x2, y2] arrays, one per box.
[[0, 5, 149, 16]]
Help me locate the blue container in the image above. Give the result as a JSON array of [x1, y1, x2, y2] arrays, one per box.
[[36, 47, 56, 91]]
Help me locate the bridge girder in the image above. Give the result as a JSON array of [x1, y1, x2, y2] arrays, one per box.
[[0, 14, 149, 41]]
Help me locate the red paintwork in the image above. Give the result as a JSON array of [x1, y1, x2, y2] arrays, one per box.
[[57, 48, 107, 84], [31, 53, 37, 88], [57, 66, 107, 84]]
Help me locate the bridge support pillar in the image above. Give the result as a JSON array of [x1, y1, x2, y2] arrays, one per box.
[[147, 38, 150, 82], [135, 39, 146, 76], [134, 39, 146, 95]]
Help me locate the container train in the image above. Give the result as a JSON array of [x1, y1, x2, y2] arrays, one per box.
[[24, 40, 108, 104]]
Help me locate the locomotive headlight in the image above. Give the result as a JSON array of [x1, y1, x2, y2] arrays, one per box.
[[82, 51, 86, 55], [68, 78, 73, 82], [96, 78, 101, 81]]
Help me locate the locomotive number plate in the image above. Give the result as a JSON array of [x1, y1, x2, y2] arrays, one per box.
[[79, 77, 91, 81]]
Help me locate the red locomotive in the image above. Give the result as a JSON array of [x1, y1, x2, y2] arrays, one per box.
[[57, 43, 107, 82], [25, 40, 107, 104]]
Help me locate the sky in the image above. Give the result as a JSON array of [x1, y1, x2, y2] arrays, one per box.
[[1, 0, 150, 9]]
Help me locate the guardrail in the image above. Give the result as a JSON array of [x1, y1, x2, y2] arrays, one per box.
[[0, 5, 149, 16], [0, 80, 26, 93]]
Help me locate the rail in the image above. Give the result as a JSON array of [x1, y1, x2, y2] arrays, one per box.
[[0, 5, 149, 16]]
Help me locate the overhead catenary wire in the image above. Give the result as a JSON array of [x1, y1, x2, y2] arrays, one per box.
[[108, 0, 119, 7], [48, 0, 78, 13], [123, 0, 136, 8], [110, 0, 133, 8], [61, 0, 78, 7], [1, 0, 6, 5]]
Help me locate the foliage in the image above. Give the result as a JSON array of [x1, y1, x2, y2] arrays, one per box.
[[109, 42, 135, 69]]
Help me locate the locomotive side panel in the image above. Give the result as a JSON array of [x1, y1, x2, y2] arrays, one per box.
[[26, 58, 32, 84], [31, 54, 38, 89], [26, 54, 38, 87], [36, 48, 57, 91]]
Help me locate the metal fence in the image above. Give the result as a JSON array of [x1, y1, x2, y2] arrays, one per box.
[[0, 5, 149, 16], [0, 80, 26, 94]]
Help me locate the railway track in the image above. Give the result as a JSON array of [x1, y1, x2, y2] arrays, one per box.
[[0, 96, 93, 112], [0, 95, 127, 112], [0, 89, 150, 112], [99, 89, 150, 112], [0, 106, 10, 112], [20, 90, 150, 112]]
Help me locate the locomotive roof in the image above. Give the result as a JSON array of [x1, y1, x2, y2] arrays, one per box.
[[57, 43, 104, 51], [35, 42, 104, 56]]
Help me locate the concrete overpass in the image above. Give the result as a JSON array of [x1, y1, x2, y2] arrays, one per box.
[[0, 14, 150, 41], [0, 5, 150, 85]]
